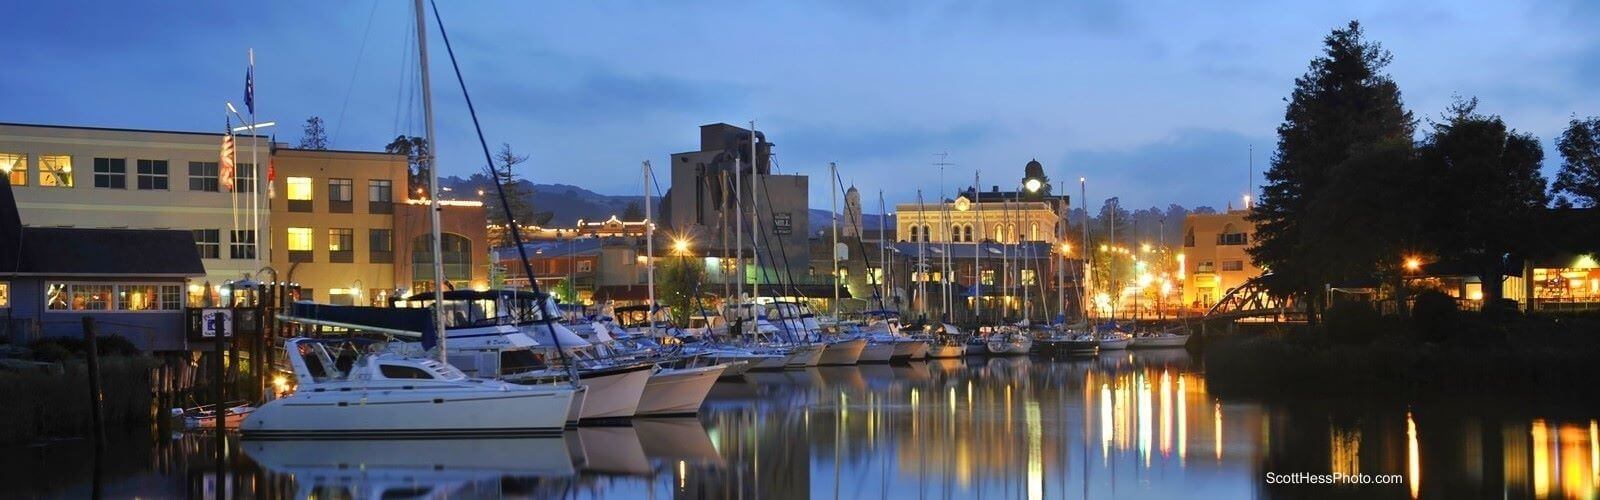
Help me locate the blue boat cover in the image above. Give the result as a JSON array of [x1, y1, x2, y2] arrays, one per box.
[[288, 302, 438, 349]]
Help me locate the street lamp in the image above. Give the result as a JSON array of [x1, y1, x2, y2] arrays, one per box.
[[1024, 178, 1042, 193], [1060, 242, 1071, 255], [673, 237, 691, 256], [1404, 257, 1422, 272]]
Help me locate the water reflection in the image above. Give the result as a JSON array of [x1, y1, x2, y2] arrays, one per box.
[[2, 352, 1598, 498]]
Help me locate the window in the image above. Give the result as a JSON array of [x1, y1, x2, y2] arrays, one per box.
[[1021, 269, 1037, 286], [328, 288, 357, 306], [837, 267, 849, 280], [1218, 232, 1248, 246], [1197, 260, 1216, 273], [61, 284, 113, 311], [329, 228, 354, 263], [116, 284, 183, 311], [923, 225, 931, 242], [413, 234, 474, 289], [233, 163, 256, 193], [39, 155, 73, 187], [867, 267, 883, 283], [287, 227, 314, 262], [951, 224, 962, 243], [328, 178, 353, 213], [1221, 260, 1244, 272], [193, 229, 221, 259], [230, 230, 256, 259], [1, 153, 25, 186], [908, 226, 919, 242], [1184, 228, 1196, 247], [577, 260, 592, 273], [93, 158, 127, 189], [368, 179, 394, 214], [0, 282, 8, 308], [286, 176, 313, 212], [964, 225, 974, 242], [981, 269, 996, 285], [369, 228, 394, 263], [1029, 222, 1039, 241], [136, 160, 169, 190], [380, 364, 436, 380], [188, 161, 219, 192]]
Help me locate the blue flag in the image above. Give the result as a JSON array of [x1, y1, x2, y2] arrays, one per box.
[[244, 65, 254, 115]]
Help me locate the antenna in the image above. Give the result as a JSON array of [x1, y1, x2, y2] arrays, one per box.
[[1247, 144, 1254, 209]]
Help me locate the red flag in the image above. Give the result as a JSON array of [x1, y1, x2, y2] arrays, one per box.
[[220, 133, 236, 192]]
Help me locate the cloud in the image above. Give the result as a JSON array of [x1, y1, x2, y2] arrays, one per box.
[[1061, 128, 1273, 209]]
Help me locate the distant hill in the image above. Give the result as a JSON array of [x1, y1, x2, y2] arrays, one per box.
[[439, 175, 641, 225], [806, 209, 894, 236]]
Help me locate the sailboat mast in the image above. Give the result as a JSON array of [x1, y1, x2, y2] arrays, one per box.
[[973, 170, 981, 324], [830, 162, 839, 319], [734, 158, 743, 306], [1081, 177, 1090, 322], [916, 189, 927, 320], [749, 121, 759, 304], [644, 160, 655, 337], [413, 0, 446, 361], [877, 189, 887, 311]]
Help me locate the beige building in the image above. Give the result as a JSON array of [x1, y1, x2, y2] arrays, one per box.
[[0, 123, 267, 304], [1180, 208, 1263, 308], [269, 147, 489, 305], [894, 160, 1067, 245]]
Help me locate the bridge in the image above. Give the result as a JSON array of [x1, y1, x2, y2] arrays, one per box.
[[1202, 273, 1304, 323]]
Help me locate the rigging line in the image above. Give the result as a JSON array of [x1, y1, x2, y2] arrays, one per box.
[[833, 169, 885, 311], [427, 0, 573, 366], [391, 9, 416, 138], [757, 171, 807, 302], [752, 176, 800, 342], [328, 0, 382, 149]]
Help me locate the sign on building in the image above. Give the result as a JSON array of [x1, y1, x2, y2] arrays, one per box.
[[773, 212, 792, 235]]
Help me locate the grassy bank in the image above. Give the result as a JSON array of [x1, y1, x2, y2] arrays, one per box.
[[1203, 310, 1600, 406], [0, 338, 158, 445]]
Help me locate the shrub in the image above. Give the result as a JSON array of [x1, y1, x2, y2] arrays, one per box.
[[1324, 302, 1384, 345], [1412, 291, 1458, 343], [95, 336, 142, 357], [29, 343, 72, 363], [1482, 298, 1521, 321]]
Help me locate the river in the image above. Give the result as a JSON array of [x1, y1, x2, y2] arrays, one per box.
[[3, 350, 1597, 498]]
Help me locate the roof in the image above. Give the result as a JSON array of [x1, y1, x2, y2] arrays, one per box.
[[890, 241, 1066, 261], [0, 121, 268, 139], [0, 181, 204, 278], [1, 227, 206, 278]]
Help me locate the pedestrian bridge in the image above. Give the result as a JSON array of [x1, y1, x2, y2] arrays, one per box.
[[1202, 273, 1304, 322]]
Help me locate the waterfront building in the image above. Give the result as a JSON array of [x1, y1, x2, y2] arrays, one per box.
[[270, 147, 488, 305], [0, 181, 205, 351], [1180, 207, 1263, 309], [663, 123, 813, 287], [0, 122, 267, 304]]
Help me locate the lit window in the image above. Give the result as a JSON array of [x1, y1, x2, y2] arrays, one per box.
[[1, 153, 26, 186], [1221, 260, 1244, 272], [136, 160, 168, 190], [118, 284, 160, 311], [286, 177, 313, 200], [39, 155, 73, 187], [981, 269, 995, 285], [68, 284, 113, 310], [0, 282, 9, 308], [188, 161, 219, 192], [329, 228, 354, 251], [578, 260, 592, 273], [46, 284, 68, 310], [287, 227, 314, 251], [93, 158, 127, 189], [1021, 269, 1037, 285]]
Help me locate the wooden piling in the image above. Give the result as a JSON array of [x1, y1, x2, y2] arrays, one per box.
[[82, 316, 105, 452], [212, 311, 227, 493]]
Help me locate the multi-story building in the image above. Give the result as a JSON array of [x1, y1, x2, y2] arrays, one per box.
[[1, 123, 268, 305], [664, 123, 812, 289], [1180, 208, 1262, 309], [269, 147, 488, 305]]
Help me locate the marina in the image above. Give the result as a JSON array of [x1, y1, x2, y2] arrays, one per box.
[[8, 351, 1600, 498]]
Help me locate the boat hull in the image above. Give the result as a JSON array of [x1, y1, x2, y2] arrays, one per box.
[[241, 386, 575, 440], [986, 339, 1032, 356], [1038, 339, 1101, 357], [889, 341, 918, 360], [785, 344, 826, 368], [1098, 338, 1131, 350], [858, 343, 896, 363], [818, 338, 867, 365], [574, 364, 654, 421], [1130, 335, 1190, 348], [636, 364, 728, 417], [926, 345, 964, 359]]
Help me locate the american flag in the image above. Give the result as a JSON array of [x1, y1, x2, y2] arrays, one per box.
[[220, 132, 236, 192], [267, 156, 276, 198]]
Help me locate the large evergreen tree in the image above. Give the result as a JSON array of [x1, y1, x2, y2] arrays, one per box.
[[1417, 98, 1548, 305], [1248, 20, 1414, 322], [485, 143, 539, 247], [1554, 116, 1600, 208], [385, 135, 429, 197]]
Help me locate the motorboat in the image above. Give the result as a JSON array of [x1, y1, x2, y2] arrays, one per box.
[[635, 363, 727, 417], [985, 329, 1033, 356], [241, 338, 578, 440], [1130, 329, 1191, 348], [817, 337, 867, 365], [784, 342, 826, 368], [1098, 331, 1132, 350], [173, 400, 254, 429], [1036, 331, 1101, 357]]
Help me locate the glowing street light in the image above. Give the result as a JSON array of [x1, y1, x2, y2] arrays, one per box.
[[1060, 242, 1072, 254], [1404, 257, 1422, 272], [1024, 178, 1043, 193], [672, 237, 691, 255]]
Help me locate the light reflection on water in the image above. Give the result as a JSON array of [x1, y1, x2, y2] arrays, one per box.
[[2, 351, 1598, 498]]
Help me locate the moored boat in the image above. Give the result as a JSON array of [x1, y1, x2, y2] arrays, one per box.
[[817, 337, 867, 365], [635, 364, 728, 417]]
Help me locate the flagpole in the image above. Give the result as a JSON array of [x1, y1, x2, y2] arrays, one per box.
[[248, 49, 262, 273]]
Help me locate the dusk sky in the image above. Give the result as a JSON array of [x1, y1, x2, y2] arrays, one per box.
[[4, 1, 1597, 211]]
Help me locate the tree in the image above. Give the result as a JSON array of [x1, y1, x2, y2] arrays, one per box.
[[298, 116, 328, 150], [484, 143, 539, 247], [385, 135, 429, 197], [658, 256, 706, 326], [621, 201, 644, 221], [1303, 138, 1424, 314], [1554, 116, 1600, 208], [551, 279, 577, 305], [1417, 97, 1547, 305], [1248, 20, 1414, 323]]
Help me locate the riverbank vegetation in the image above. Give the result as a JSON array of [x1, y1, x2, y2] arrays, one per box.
[[0, 337, 156, 445], [1204, 302, 1600, 406]]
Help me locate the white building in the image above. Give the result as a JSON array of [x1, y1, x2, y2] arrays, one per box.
[[1, 122, 270, 304]]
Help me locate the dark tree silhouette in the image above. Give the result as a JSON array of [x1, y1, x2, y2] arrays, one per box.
[[298, 117, 328, 150], [1554, 116, 1600, 208]]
